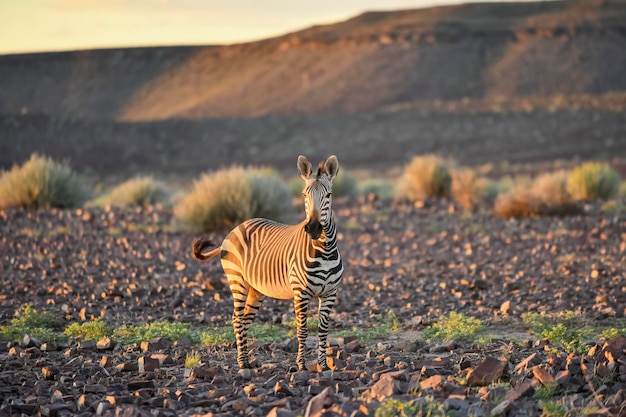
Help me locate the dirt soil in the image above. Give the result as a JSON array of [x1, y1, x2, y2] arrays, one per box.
[[1, 197, 625, 416]]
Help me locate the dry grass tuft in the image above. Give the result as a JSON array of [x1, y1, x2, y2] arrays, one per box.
[[494, 170, 582, 218], [173, 166, 294, 232], [108, 176, 170, 207], [567, 162, 621, 200], [395, 154, 452, 201], [0, 153, 86, 210]]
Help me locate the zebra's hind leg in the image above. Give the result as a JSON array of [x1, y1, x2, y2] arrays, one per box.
[[293, 293, 310, 371], [230, 282, 265, 375], [317, 290, 337, 373]]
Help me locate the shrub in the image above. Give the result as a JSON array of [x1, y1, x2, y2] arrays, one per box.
[[359, 179, 394, 200], [0, 153, 86, 209], [567, 162, 621, 200], [395, 154, 452, 201], [493, 185, 537, 218], [108, 176, 170, 207], [450, 168, 499, 211], [332, 170, 359, 199], [174, 166, 294, 233], [494, 171, 581, 218], [531, 170, 581, 216], [248, 169, 294, 221]]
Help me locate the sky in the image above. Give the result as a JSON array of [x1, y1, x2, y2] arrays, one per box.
[[0, 0, 546, 55]]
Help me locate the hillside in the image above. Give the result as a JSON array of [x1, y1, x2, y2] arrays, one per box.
[[1, 0, 625, 121]]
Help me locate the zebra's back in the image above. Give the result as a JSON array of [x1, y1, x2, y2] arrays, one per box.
[[220, 217, 309, 300]]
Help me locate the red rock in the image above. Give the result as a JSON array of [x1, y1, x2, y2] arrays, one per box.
[[467, 357, 508, 386]]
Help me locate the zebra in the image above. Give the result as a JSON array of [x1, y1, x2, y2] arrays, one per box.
[[193, 155, 343, 375]]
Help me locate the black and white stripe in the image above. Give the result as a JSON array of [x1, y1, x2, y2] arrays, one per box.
[[193, 155, 343, 373]]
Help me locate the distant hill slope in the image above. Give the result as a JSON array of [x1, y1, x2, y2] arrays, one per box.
[[1, 0, 625, 121]]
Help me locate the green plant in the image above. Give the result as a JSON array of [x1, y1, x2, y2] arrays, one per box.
[[0, 153, 86, 209], [200, 323, 290, 346], [108, 176, 170, 207], [184, 351, 201, 369], [286, 316, 320, 335], [0, 304, 63, 343], [359, 179, 394, 200], [522, 312, 588, 354], [395, 155, 452, 201], [336, 312, 401, 341], [331, 170, 359, 199], [64, 318, 112, 341], [113, 321, 197, 344], [567, 162, 621, 200], [423, 312, 485, 343], [375, 396, 446, 417], [538, 400, 570, 417], [201, 327, 235, 346], [247, 169, 294, 221], [174, 166, 294, 232]]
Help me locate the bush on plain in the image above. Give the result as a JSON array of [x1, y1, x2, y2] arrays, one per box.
[[0, 153, 86, 210], [174, 166, 294, 232], [395, 154, 452, 201], [494, 170, 581, 218], [450, 168, 499, 211], [567, 162, 621, 200], [359, 179, 394, 200], [108, 176, 170, 207]]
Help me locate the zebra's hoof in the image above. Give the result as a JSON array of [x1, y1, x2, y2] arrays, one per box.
[[321, 369, 333, 378], [238, 368, 252, 379]]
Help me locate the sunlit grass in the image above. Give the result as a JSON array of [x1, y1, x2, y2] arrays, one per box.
[[521, 311, 626, 354], [0, 304, 64, 343], [335, 312, 401, 342], [423, 312, 485, 343], [113, 321, 199, 344], [64, 318, 112, 341], [184, 351, 202, 369]]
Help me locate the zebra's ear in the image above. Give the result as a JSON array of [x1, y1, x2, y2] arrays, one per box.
[[323, 155, 339, 182], [297, 155, 313, 179]]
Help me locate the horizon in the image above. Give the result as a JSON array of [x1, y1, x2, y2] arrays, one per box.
[[0, 0, 551, 55]]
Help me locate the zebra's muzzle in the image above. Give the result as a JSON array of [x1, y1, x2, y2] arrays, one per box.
[[305, 219, 323, 240]]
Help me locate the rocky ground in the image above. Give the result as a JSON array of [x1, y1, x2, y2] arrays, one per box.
[[1, 198, 626, 416]]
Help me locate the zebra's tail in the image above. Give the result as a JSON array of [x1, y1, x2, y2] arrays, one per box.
[[192, 237, 220, 261]]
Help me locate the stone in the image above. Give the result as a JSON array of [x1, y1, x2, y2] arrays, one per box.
[[138, 356, 160, 373], [532, 365, 556, 386], [77, 340, 97, 350], [267, 407, 297, 417], [513, 352, 540, 374], [369, 377, 400, 401], [467, 357, 508, 386], [419, 374, 445, 390], [429, 340, 457, 353], [41, 365, 59, 380], [344, 340, 362, 353], [304, 387, 336, 417], [490, 400, 511, 416], [504, 380, 534, 402], [96, 337, 116, 350]]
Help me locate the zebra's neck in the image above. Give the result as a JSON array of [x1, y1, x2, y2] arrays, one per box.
[[317, 214, 338, 251]]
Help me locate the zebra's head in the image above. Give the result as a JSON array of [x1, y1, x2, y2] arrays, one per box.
[[297, 155, 339, 240]]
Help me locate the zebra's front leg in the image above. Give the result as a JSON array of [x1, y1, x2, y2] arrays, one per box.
[[293, 293, 310, 371], [317, 290, 337, 372]]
